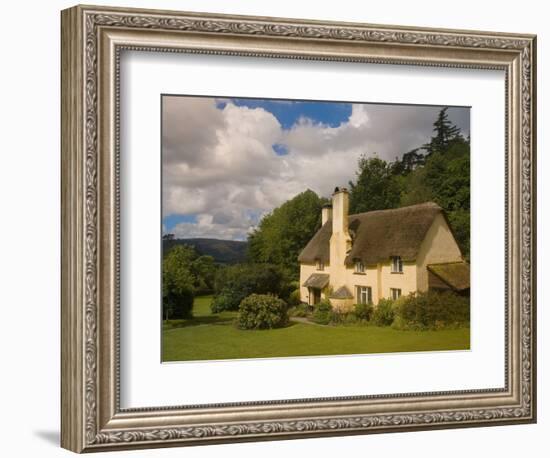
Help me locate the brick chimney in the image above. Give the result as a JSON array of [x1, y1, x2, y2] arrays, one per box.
[[330, 187, 352, 268]]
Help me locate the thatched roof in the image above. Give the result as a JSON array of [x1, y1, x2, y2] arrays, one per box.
[[298, 202, 444, 266], [330, 285, 353, 299], [302, 273, 330, 289], [427, 262, 470, 291]]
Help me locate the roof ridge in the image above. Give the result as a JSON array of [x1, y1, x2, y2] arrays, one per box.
[[349, 201, 441, 218]]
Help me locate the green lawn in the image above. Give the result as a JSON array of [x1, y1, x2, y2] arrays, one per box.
[[162, 295, 470, 362]]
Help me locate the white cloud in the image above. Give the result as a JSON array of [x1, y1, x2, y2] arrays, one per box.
[[348, 104, 369, 128], [162, 96, 469, 240]]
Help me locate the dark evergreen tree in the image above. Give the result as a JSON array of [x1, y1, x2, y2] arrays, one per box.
[[399, 148, 426, 174], [423, 107, 462, 155]]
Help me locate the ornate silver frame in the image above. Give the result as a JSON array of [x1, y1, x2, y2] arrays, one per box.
[[61, 4, 537, 453]]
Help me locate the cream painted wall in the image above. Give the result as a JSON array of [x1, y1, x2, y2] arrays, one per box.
[[341, 267, 379, 304], [416, 213, 464, 291], [378, 261, 417, 301], [299, 262, 330, 304], [300, 260, 416, 307]]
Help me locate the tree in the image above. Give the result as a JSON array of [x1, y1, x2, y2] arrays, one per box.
[[211, 263, 288, 313], [348, 156, 401, 214], [190, 255, 216, 294], [401, 135, 470, 258], [247, 189, 326, 275], [423, 107, 462, 156], [398, 166, 434, 207], [399, 148, 426, 173], [162, 245, 196, 319]]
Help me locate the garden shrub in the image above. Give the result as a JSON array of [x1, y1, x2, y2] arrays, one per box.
[[312, 299, 333, 325], [328, 310, 345, 325], [289, 280, 301, 291], [372, 298, 395, 326], [329, 310, 359, 325], [236, 294, 289, 330], [343, 313, 359, 325], [395, 290, 470, 330], [289, 302, 310, 318], [211, 263, 286, 313], [288, 289, 302, 307], [390, 315, 407, 330], [354, 303, 374, 321]]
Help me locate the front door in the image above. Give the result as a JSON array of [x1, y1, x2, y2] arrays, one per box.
[[312, 288, 321, 305]]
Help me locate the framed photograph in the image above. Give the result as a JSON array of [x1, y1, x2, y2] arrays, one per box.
[[61, 4, 537, 453]]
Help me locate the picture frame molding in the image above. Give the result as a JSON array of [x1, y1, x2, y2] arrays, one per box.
[[61, 4, 536, 453]]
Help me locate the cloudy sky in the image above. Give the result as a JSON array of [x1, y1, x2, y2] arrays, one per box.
[[162, 96, 469, 241]]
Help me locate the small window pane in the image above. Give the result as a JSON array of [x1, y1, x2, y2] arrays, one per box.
[[390, 288, 402, 300], [391, 256, 403, 273], [356, 286, 372, 304]]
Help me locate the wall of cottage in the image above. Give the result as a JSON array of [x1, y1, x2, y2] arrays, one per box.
[[338, 264, 379, 306], [416, 213, 463, 292], [377, 261, 417, 302], [299, 262, 330, 305], [299, 260, 419, 309], [299, 214, 463, 309]]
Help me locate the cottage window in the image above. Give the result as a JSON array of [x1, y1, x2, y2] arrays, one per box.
[[356, 286, 372, 305], [390, 288, 402, 300], [355, 261, 365, 273], [391, 256, 403, 273], [316, 260, 324, 271]]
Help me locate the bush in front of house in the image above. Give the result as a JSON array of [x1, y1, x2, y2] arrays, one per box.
[[236, 294, 289, 330], [211, 263, 286, 313], [328, 310, 360, 326], [287, 289, 302, 307], [372, 298, 396, 326], [354, 303, 374, 321], [312, 299, 333, 325], [289, 302, 310, 318], [393, 290, 470, 330]]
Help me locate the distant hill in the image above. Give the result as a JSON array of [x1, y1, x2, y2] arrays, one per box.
[[163, 238, 248, 264]]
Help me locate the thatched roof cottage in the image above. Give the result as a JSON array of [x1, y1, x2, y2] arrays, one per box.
[[298, 187, 469, 309]]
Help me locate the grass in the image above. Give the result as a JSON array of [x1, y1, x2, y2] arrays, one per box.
[[162, 295, 237, 330], [162, 295, 470, 362]]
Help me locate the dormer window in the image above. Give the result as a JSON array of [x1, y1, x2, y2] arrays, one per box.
[[391, 256, 403, 273], [355, 261, 365, 274], [316, 260, 324, 271]]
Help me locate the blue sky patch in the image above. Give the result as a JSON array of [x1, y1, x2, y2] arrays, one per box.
[[272, 143, 289, 156], [217, 98, 352, 130], [163, 213, 197, 232]]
